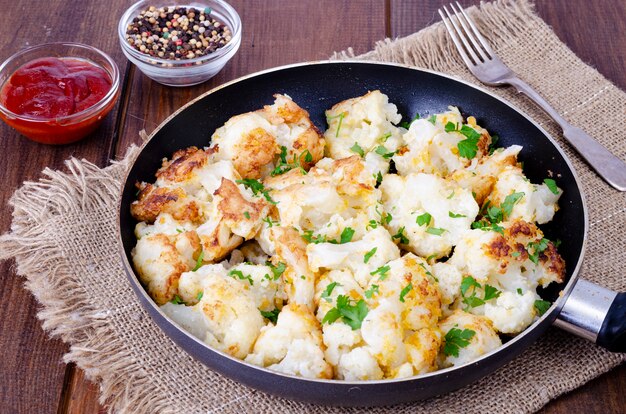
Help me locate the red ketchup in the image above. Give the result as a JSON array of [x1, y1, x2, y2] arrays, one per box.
[[0, 57, 115, 144]]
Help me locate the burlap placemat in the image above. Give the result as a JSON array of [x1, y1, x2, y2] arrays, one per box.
[[1, 0, 624, 412]]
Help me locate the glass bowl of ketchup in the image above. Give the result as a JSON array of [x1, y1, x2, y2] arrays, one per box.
[[0, 42, 120, 145]]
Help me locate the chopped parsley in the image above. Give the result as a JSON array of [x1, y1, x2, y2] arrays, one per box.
[[262, 217, 280, 227], [339, 227, 355, 244], [426, 227, 446, 236], [488, 134, 500, 155], [392, 227, 409, 244], [471, 192, 524, 234], [236, 178, 278, 204], [516, 288, 523, 295], [364, 284, 379, 299], [544, 178, 560, 195], [445, 121, 483, 159], [380, 132, 392, 142], [270, 146, 313, 176], [460, 276, 501, 310], [176, 228, 183, 233], [364, 247, 378, 263], [399, 283, 413, 303], [350, 142, 365, 157], [321, 282, 341, 302], [512, 251, 521, 258], [447, 190, 455, 199], [374, 145, 395, 159], [443, 326, 476, 357], [267, 261, 286, 280], [370, 265, 391, 280], [534, 299, 551, 316], [416, 212, 432, 227], [322, 295, 369, 330], [427, 115, 437, 124], [327, 111, 347, 137], [426, 254, 438, 262], [528, 238, 550, 264], [192, 250, 205, 272], [243, 211, 251, 219], [196, 291, 204, 301], [229, 269, 254, 286], [501, 192, 525, 218], [374, 171, 383, 187], [170, 295, 184, 305], [448, 211, 466, 218], [260, 308, 280, 324]]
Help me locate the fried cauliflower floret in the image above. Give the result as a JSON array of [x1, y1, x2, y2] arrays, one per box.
[[195, 178, 271, 262], [439, 310, 501, 368], [381, 172, 479, 259], [448, 145, 522, 204], [132, 231, 201, 305], [321, 322, 362, 368], [324, 90, 403, 174], [431, 262, 463, 310], [245, 303, 332, 379], [337, 346, 384, 380], [360, 298, 406, 374], [488, 166, 562, 225], [211, 95, 324, 179], [272, 227, 317, 310], [405, 328, 442, 375], [162, 265, 265, 358], [315, 269, 365, 322], [393, 107, 491, 177], [131, 147, 239, 224], [307, 227, 401, 289], [483, 290, 537, 334]]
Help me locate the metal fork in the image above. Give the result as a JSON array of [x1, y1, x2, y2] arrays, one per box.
[[439, 2, 626, 191]]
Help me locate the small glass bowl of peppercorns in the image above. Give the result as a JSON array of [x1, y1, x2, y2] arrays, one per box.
[[118, 0, 241, 87]]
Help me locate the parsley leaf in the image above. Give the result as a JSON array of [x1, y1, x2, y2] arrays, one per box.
[[327, 111, 347, 137], [443, 327, 476, 357], [229, 269, 254, 286], [399, 113, 420, 129], [501, 192, 524, 218], [196, 291, 204, 302], [260, 308, 280, 324], [457, 135, 480, 159], [192, 250, 204, 272], [534, 299, 551, 316], [321, 282, 341, 302], [374, 145, 395, 159], [428, 115, 437, 124], [370, 265, 391, 280], [374, 171, 383, 187], [528, 238, 550, 264], [392, 227, 409, 244], [364, 247, 377, 263], [448, 211, 466, 218], [364, 284, 379, 299], [236, 179, 278, 204], [270, 146, 313, 176], [544, 178, 559, 195], [483, 284, 502, 301], [471, 220, 505, 235], [322, 295, 369, 330], [262, 217, 280, 227], [380, 132, 392, 142], [488, 134, 499, 155], [460, 276, 485, 310], [426, 227, 446, 236], [350, 142, 365, 157], [170, 295, 184, 305], [517, 288, 523, 295], [399, 283, 413, 303], [267, 261, 286, 280], [416, 212, 432, 226], [243, 211, 251, 219], [339, 227, 355, 244]]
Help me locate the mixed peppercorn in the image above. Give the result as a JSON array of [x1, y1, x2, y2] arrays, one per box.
[[125, 6, 232, 61]]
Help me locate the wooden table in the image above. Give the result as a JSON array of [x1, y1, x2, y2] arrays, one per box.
[[1, 0, 624, 412]]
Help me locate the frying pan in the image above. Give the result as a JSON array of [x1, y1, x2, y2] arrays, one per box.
[[118, 61, 625, 406]]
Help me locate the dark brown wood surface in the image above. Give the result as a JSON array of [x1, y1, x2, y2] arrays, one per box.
[[0, 1, 623, 413]]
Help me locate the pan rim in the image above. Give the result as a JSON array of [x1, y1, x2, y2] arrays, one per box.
[[117, 60, 589, 386]]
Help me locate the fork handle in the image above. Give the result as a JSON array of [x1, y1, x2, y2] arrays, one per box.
[[506, 76, 626, 191]]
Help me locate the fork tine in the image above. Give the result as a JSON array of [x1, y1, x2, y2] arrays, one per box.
[[454, 1, 495, 57], [439, 5, 480, 66], [448, 2, 490, 62]]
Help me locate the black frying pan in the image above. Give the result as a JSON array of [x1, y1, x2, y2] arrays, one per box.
[[118, 61, 625, 406]]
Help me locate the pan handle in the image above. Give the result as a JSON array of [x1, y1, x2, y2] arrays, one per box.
[[554, 279, 625, 352]]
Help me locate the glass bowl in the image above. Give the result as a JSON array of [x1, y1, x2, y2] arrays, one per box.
[[118, 0, 242, 87], [0, 42, 120, 145]]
